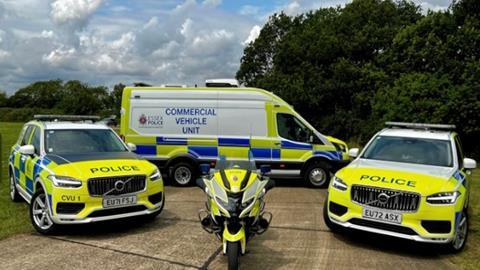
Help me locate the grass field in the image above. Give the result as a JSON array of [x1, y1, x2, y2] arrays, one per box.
[[0, 122, 31, 239], [0, 122, 479, 269]]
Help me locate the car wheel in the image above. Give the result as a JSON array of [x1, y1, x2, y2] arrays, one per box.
[[304, 161, 331, 188], [323, 196, 342, 233], [170, 162, 196, 186], [9, 170, 22, 202], [30, 189, 58, 235], [448, 211, 468, 253]]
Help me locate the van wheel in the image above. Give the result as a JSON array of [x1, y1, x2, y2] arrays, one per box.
[[9, 170, 22, 202], [30, 189, 58, 235], [170, 162, 196, 186], [303, 161, 331, 188]]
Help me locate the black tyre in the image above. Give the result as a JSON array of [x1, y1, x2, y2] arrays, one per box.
[[30, 189, 58, 235], [323, 196, 341, 233], [227, 241, 240, 270], [170, 162, 196, 186], [9, 169, 22, 202], [447, 210, 468, 253], [303, 161, 331, 188]]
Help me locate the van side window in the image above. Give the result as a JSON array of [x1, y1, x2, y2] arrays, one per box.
[[454, 136, 464, 168], [21, 126, 34, 146], [30, 127, 41, 156], [276, 113, 310, 143]]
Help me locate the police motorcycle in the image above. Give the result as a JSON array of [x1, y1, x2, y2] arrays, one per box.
[[196, 153, 275, 270]]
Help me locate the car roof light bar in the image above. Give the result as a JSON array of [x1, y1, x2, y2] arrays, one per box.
[[385, 122, 456, 130], [34, 115, 100, 122]]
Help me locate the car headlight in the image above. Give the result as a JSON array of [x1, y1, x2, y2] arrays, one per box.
[[48, 175, 82, 188], [332, 176, 348, 191], [426, 191, 461, 204], [150, 169, 162, 181]]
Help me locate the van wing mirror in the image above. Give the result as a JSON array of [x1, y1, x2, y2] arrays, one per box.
[[127, 143, 137, 152], [19, 145, 35, 156], [200, 164, 211, 175], [348, 148, 359, 158], [464, 158, 477, 170], [260, 165, 271, 174]]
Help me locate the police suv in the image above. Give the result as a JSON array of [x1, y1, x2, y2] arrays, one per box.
[[324, 122, 477, 252], [8, 115, 164, 234]]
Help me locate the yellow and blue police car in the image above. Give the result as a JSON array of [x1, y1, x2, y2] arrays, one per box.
[[324, 122, 477, 252], [8, 115, 164, 234]]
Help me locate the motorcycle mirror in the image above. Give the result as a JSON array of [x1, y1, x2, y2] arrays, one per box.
[[199, 164, 210, 175], [260, 165, 271, 174]]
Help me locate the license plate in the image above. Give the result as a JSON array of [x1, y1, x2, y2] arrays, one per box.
[[103, 195, 137, 208], [362, 207, 402, 224]]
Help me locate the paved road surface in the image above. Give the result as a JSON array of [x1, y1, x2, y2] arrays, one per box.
[[0, 185, 457, 269]]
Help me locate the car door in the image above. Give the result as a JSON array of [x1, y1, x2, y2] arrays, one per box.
[[24, 126, 42, 194], [16, 125, 34, 193]]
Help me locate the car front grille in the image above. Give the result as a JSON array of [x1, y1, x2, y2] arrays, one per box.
[[88, 175, 146, 196], [351, 185, 420, 212]]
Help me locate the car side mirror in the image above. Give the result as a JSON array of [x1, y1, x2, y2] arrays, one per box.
[[260, 165, 271, 174], [348, 148, 359, 158], [19, 145, 35, 156], [200, 164, 211, 175], [308, 135, 314, 143], [127, 143, 137, 152], [464, 158, 477, 170]]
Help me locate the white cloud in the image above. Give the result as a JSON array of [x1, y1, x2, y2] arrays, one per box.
[[50, 0, 104, 25], [284, 1, 301, 16], [202, 0, 222, 7], [244, 25, 261, 44], [240, 5, 261, 16]]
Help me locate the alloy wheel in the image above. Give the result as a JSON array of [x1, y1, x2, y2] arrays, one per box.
[[32, 193, 53, 230]]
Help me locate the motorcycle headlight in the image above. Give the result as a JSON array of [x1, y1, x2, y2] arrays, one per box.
[[426, 191, 461, 204], [332, 176, 348, 191], [150, 169, 162, 181], [48, 175, 82, 188]]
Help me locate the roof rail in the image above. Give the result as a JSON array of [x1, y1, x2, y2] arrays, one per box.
[[385, 122, 456, 131], [34, 115, 100, 122], [205, 78, 239, 88]]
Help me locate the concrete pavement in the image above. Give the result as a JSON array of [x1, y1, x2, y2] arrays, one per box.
[[0, 185, 457, 269]]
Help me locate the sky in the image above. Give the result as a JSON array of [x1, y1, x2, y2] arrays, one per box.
[[0, 0, 453, 93]]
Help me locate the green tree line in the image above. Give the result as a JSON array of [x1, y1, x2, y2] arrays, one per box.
[[0, 80, 125, 121], [237, 0, 480, 158]]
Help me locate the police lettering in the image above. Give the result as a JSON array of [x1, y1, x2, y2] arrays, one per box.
[[359, 175, 416, 187], [90, 166, 140, 174]]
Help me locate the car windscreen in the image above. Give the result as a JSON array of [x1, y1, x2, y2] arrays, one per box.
[[45, 129, 127, 154], [361, 136, 453, 167]]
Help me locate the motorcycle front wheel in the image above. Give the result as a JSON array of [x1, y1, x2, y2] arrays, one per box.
[[227, 241, 240, 270]]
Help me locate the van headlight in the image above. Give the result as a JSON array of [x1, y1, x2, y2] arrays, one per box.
[[48, 175, 82, 188], [426, 191, 461, 204], [150, 169, 162, 181]]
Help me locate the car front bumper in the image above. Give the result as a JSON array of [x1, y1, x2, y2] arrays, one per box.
[[326, 187, 461, 244]]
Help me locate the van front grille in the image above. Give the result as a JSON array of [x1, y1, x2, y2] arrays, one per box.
[[351, 185, 420, 212]]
